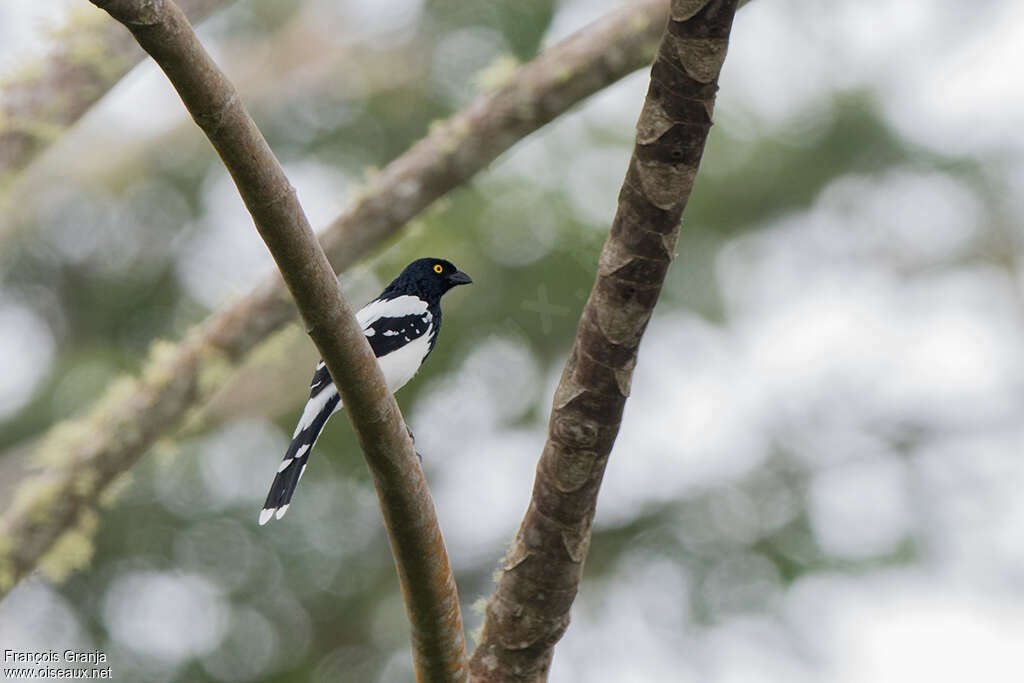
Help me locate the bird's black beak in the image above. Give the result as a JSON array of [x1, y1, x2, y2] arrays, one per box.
[[448, 270, 472, 286]]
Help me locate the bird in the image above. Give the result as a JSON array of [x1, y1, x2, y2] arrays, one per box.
[[258, 257, 472, 525]]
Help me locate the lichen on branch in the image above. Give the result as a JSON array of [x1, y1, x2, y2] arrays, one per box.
[[0, 0, 229, 187]]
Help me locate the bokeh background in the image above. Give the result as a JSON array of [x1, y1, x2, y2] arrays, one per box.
[[3, 0, 1024, 681]]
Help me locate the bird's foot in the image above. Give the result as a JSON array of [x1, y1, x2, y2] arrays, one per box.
[[403, 422, 422, 460]]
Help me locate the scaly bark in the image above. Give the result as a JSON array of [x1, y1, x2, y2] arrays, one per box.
[[468, 1, 740, 680], [0, 0, 671, 602]]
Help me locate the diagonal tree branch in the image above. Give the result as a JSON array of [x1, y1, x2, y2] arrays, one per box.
[[0, 0, 672, 599], [0, 0, 232, 186], [91, 0, 468, 679], [468, 1, 740, 679]]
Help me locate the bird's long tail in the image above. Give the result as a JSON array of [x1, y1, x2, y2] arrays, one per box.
[[259, 363, 341, 525]]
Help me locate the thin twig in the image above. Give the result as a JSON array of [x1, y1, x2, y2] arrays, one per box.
[[468, 1, 740, 679]]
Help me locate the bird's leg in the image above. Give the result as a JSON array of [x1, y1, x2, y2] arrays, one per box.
[[403, 421, 423, 461]]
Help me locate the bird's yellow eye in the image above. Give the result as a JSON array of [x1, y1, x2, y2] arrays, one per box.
[[433, 264, 444, 274]]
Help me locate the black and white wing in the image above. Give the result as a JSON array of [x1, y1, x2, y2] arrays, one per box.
[[358, 294, 437, 392], [259, 295, 436, 525]]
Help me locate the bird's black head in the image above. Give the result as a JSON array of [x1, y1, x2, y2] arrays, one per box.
[[385, 257, 472, 301]]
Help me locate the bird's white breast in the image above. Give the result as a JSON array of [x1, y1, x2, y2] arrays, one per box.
[[378, 323, 433, 392]]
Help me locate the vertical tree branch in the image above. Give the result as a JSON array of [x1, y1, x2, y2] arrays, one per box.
[[468, 1, 739, 680], [87, 0, 467, 679]]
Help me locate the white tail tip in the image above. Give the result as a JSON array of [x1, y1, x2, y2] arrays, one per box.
[[258, 508, 275, 526], [274, 504, 290, 520]]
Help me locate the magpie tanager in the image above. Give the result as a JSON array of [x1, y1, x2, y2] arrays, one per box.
[[259, 258, 472, 525]]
